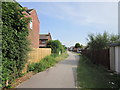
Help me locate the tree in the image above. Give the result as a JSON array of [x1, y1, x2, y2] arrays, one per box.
[[75, 43, 83, 48], [75, 43, 80, 48], [46, 40, 65, 54], [87, 32, 119, 50]]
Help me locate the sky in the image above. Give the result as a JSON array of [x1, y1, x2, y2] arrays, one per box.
[[18, 1, 118, 47]]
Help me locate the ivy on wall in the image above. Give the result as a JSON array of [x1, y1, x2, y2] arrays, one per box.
[[2, 2, 31, 88]]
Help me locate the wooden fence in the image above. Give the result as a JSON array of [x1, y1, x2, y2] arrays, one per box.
[[22, 48, 51, 73], [81, 49, 110, 69]]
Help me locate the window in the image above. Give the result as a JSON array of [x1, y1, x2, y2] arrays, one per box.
[[41, 40, 46, 44], [30, 20, 33, 29]]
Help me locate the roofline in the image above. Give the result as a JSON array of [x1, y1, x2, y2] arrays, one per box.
[[40, 34, 49, 35], [13, 0, 31, 15], [39, 33, 52, 40], [29, 9, 40, 23], [109, 42, 120, 47]]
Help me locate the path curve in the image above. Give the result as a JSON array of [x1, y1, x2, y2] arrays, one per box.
[[17, 51, 79, 88]]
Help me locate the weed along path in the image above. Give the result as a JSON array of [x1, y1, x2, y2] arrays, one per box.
[[17, 51, 79, 88]]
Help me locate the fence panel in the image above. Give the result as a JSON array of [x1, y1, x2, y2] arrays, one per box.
[[22, 48, 51, 73], [82, 49, 110, 69]]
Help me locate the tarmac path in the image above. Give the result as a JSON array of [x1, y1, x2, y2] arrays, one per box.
[[17, 51, 79, 88]]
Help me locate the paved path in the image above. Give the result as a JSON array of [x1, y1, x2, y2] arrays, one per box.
[[17, 51, 79, 88]]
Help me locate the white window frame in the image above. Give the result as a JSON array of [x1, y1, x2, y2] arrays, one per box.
[[30, 20, 33, 29]]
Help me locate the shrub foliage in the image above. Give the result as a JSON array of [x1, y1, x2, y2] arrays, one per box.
[[2, 2, 30, 87], [27, 54, 57, 73], [46, 40, 66, 54]]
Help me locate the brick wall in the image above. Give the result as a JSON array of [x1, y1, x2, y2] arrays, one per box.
[[28, 9, 40, 48]]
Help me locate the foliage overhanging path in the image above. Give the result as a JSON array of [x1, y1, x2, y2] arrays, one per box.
[[17, 51, 79, 88]]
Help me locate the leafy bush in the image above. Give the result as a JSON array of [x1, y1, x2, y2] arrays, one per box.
[[51, 53, 58, 58], [27, 54, 56, 73], [2, 2, 30, 87], [46, 40, 66, 54]]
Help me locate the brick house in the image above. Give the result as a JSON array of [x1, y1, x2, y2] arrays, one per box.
[[15, 1, 40, 48], [27, 9, 40, 48], [23, 7, 40, 48], [39, 33, 52, 48]]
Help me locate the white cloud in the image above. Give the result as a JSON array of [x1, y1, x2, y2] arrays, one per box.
[[39, 2, 118, 29]]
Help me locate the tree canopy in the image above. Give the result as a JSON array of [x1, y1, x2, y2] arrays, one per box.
[[75, 43, 83, 48], [87, 32, 119, 50], [46, 40, 66, 54]]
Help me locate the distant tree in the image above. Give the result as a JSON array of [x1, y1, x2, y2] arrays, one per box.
[[75, 43, 83, 48], [46, 40, 65, 54], [80, 44, 84, 48], [75, 43, 80, 48]]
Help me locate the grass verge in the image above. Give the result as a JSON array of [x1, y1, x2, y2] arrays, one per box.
[[27, 52, 68, 73], [77, 55, 120, 89]]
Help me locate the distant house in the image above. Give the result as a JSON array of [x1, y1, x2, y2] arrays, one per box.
[[39, 33, 52, 48], [73, 47, 82, 53], [68, 46, 74, 51]]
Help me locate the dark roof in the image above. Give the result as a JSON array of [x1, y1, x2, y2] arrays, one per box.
[[27, 9, 34, 13], [109, 42, 120, 47], [25, 9, 34, 15], [40, 33, 52, 40]]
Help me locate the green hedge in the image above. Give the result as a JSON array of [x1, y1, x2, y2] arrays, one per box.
[[2, 2, 30, 88]]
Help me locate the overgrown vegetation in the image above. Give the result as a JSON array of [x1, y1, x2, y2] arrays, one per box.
[[27, 40, 68, 73], [27, 54, 56, 73], [87, 32, 119, 50], [2, 2, 30, 88], [46, 40, 66, 54], [27, 52, 68, 73], [0, 1, 2, 89], [77, 55, 120, 89]]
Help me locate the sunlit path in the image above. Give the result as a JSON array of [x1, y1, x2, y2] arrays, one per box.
[[17, 51, 79, 88]]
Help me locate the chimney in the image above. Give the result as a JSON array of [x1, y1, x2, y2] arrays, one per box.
[[48, 32, 50, 35]]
